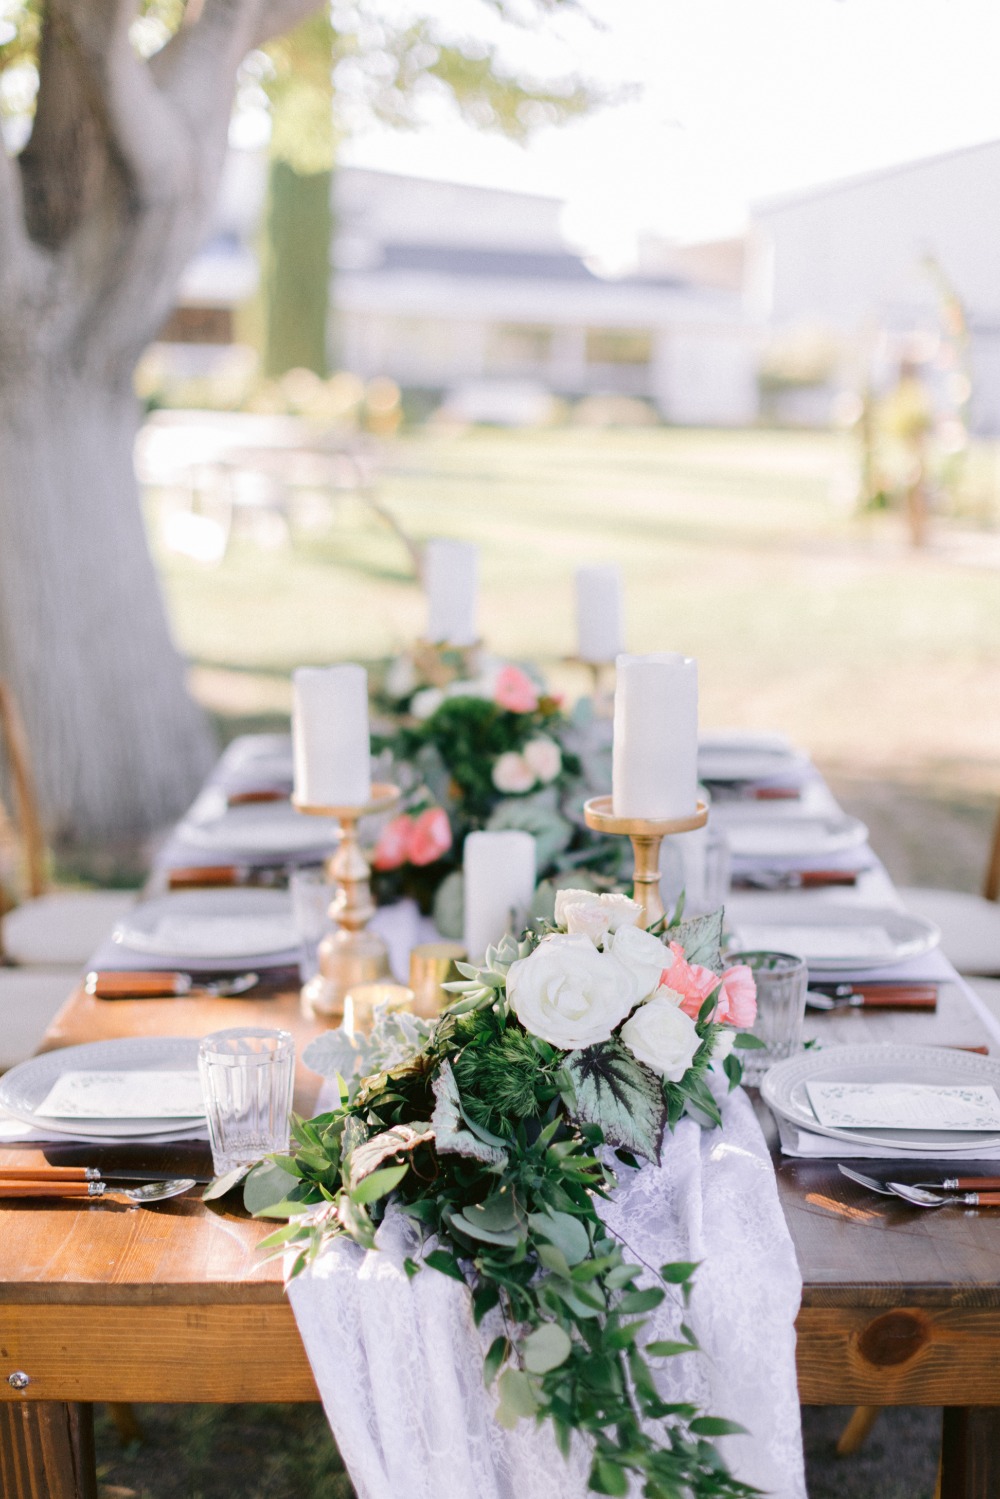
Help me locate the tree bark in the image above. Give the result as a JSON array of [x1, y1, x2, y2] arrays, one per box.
[[0, 360, 215, 844], [0, 0, 325, 845]]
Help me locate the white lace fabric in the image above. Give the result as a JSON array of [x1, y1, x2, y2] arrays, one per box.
[[288, 1081, 807, 1499]]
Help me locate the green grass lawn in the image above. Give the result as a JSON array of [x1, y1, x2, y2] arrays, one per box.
[[154, 424, 1000, 792]]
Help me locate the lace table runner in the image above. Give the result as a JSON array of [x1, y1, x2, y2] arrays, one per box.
[[288, 1081, 806, 1499]]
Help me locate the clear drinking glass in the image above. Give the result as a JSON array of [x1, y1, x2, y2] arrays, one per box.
[[726, 950, 808, 1084], [198, 1027, 295, 1174], [289, 867, 332, 983]]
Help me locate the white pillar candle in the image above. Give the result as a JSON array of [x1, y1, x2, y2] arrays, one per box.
[[424, 538, 479, 646], [612, 653, 698, 819], [463, 830, 536, 961], [575, 565, 624, 663], [292, 664, 372, 808]]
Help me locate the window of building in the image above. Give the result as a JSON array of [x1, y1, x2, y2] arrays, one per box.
[[585, 329, 653, 365], [487, 324, 553, 368]]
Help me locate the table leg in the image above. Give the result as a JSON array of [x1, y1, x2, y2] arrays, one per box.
[[940, 1407, 1000, 1499], [0, 1402, 97, 1499]]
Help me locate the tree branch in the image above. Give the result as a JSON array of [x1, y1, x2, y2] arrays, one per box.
[[55, 0, 186, 208], [251, 0, 326, 47]]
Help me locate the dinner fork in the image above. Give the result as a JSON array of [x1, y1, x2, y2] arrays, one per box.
[[839, 1164, 1000, 1197]]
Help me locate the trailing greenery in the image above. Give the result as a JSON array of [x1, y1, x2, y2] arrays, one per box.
[[247, 905, 763, 1497]]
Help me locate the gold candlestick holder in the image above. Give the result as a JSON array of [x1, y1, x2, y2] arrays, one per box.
[[583, 795, 709, 929], [293, 783, 401, 1018]]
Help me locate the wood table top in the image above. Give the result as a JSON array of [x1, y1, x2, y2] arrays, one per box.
[[1, 975, 999, 1314]]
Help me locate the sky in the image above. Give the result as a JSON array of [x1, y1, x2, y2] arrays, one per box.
[[339, 0, 1000, 257]]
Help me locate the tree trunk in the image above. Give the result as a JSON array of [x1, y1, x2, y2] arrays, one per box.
[[0, 360, 215, 845]]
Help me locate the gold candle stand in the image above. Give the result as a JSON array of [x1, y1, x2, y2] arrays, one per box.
[[293, 783, 401, 1018], [583, 795, 709, 929]]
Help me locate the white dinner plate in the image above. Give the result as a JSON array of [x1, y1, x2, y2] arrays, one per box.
[[698, 732, 809, 785], [178, 800, 338, 855], [719, 812, 868, 861], [726, 900, 940, 969], [113, 888, 299, 960], [0, 1038, 204, 1139], [762, 1044, 1000, 1154]]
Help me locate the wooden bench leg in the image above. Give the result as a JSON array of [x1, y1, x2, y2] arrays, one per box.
[[836, 1403, 882, 1455], [0, 1401, 97, 1499], [940, 1406, 1000, 1499]]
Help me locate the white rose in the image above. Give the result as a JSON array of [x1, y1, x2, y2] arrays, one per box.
[[492, 751, 535, 794], [610, 923, 671, 1002], [554, 888, 643, 945], [411, 686, 445, 720], [620, 993, 700, 1082], [445, 677, 492, 700], [522, 736, 562, 784], [507, 933, 638, 1049]]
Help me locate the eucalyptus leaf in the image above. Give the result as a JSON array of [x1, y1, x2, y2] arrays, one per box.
[[495, 1368, 539, 1430], [564, 1039, 666, 1163], [243, 1161, 303, 1216], [351, 1162, 409, 1206], [528, 1209, 590, 1267], [202, 1164, 251, 1201], [672, 907, 725, 973], [521, 1322, 572, 1374]]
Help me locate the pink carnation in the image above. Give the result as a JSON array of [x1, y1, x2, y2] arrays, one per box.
[[494, 665, 539, 714], [662, 941, 720, 1020], [714, 964, 757, 1027], [408, 807, 453, 866], [372, 815, 413, 871]]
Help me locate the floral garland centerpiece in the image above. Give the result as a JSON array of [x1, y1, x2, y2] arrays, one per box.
[[368, 662, 624, 929], [248, 890, 761, 1497]]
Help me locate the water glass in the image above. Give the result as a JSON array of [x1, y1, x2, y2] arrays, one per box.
[[198, 1027, 295, 1174], [289, 867, 332, 983], [726, 950, 808, 1084]]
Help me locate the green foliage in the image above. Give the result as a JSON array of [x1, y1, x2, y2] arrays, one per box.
[[256, 922, 759, 1498], [564, 1039, 667, 1163]]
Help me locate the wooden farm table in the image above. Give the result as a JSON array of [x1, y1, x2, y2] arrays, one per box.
[[2, 978, 1000, 1498]]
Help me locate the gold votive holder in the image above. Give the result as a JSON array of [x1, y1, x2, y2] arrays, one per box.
[[583, 795, 709, 929], [344, 981, 416, 1035], [293, 782, 401, 1018], [411, 638, 482, 688], [409, 941, 467, 1019]]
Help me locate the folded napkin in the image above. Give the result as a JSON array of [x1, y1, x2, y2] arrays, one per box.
[[776, 1115, 1000, 1161], [0, 1112, 208, 1146]]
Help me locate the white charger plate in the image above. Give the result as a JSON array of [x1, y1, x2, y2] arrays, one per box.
[[0, 1038, 204, 1139], [727, 900, 939, 969], [762, 1044, 1000, 1154], [178, 800, 337, 855], [114, 888, 299, 960], [698, 742, 811, 785], [721, 812, 868, 861]]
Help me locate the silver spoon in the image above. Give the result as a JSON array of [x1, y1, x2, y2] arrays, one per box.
[[886, 1181, 1000, 1209], [115, 1178, 198, 1204]]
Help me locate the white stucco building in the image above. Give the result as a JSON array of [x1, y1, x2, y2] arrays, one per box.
[[331, 168, 759, 426]]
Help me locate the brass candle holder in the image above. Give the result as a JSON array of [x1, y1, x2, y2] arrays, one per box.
[[583, 795, 709, 929], [293, 783, 401, 1018]]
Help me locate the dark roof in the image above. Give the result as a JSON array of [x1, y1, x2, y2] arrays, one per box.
[[372, 241, 683, 288]]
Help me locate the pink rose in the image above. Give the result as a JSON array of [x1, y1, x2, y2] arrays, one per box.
[[715, 964, 757, 1027], [373, 814, 413, 871], [662, 941, 721, 1020], [408, 807, 453, 866], [494, 665, 539, 714]]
